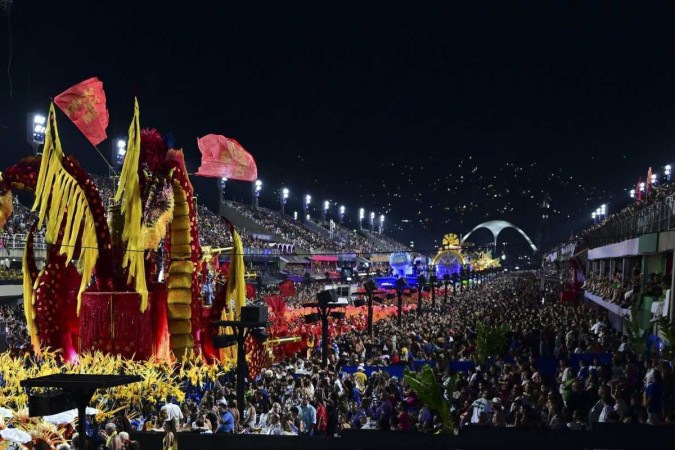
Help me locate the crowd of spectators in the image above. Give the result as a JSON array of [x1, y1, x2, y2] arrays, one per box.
[[0, 200, 41, 238], [1, 272, 674, 447], [94, 273, 671, 437], [226, 202, 400, 256], [0, 304, 31, 355]]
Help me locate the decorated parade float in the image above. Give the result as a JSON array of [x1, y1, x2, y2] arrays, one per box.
[[0, 78, 259, 366]]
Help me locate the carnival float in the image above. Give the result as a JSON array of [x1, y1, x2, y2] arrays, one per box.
[[0, 77, 261, 366]]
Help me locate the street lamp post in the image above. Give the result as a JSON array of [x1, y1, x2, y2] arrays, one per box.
[[252, 179, 262, 209], [339, 205, 345, 225], [280, 188, 289, 216], [213, 317, 269, 418], [416, 274, 426, 315], [429, 266, 437, 308], [304, 294, 346, 367], [363, 279, 377, 336], [395, 277, 407, 327], [452, 273, 458, 295]]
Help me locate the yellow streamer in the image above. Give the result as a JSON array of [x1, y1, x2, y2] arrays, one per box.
[[114, 98, 148, 311], [30, 103, 100, 314], [22, 237, 38, 346]]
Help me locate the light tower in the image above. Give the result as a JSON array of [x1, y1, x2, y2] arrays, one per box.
[[339, 205, 345, 224], [379, 214, 384, 234], [28, 113, 46, 155], [252, 179, 262, 209], [304, 194, 311, 222], [280, 187, 289, 216], [359, 208, 365, 230], [369, 212, 375, 231], [322, 200, 330, 223]]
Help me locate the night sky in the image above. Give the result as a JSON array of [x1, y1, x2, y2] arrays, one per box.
[[2, 2, 675, 256]]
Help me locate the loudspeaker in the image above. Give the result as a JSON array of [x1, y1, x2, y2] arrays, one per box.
[[304, 313, 321, 324], [363, 279, 377, 293], [241, 305, 268, 324], [330, 311, 346, 320], [316, 289, 338, 306], [213, 334, 237, 349], [28, 390, 76, 417], [353, 299, 366, 307]]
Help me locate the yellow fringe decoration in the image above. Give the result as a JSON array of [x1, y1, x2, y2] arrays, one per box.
[[30, 104, 99, 314], [22, 237, 39, 350], [114, 98, 148, 312]]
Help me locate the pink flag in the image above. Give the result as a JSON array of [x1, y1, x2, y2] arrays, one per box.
[[195, 134, 257, 181]]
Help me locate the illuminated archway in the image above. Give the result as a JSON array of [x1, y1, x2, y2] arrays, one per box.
[[462, 220, 537, 252], [432, 249, 465, 277]]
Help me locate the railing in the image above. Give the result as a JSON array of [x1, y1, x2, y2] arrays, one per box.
[[585, 193, 675, 248], [0, 233, 47, 250], [241, 247, 281, 256]]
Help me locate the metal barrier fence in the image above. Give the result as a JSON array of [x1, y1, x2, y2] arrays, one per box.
[[0, 233, 47, 250], [586, 194, 675, 248]]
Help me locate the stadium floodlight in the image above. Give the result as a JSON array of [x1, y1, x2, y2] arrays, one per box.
[[115, 139, 127, 166], [28, 113, 47, 154], [32, 114, 46, 144], [252, 179, 263, 208], [303, 195, 311, 222], [322, 200, 330, 223], [280, 187, 289, 215], [359, 208, 365, 230]]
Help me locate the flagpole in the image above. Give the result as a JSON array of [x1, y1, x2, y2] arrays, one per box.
[[92, 145, 117, 175]]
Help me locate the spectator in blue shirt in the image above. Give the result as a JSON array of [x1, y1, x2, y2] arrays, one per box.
[[301, 397, 316, 435], [216, 402, 235, 433]]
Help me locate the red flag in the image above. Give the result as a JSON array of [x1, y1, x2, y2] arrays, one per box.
[[195, 134, 257, 181], [54, 77, 109, 146], [278, 279, 296, 297]]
